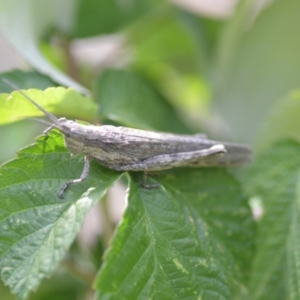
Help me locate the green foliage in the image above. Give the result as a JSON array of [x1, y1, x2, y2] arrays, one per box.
[[0, 129, 121, 299], [72, 0, 163, 38], [0, 86, 98, 126], [0, 0, 300, 299], [257, 91, 300, 152], [95, 170, 253, 299], [94, 69, 190, 132], [0, 70, 57, 93], [245, 140, 300, 300], [213, 0, 300, 143]]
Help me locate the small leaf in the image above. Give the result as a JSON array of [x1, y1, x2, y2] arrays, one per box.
[[0, 130, 121, 300], [246, 140, 300, 300], [93, 69, 191, 133], [95, 168, 254, 299], [0, 87, 98, 125]]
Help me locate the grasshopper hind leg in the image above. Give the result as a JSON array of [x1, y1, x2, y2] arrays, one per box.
[[119, 144, 226, 172]]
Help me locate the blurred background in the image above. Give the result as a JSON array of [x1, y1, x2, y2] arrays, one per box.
[[1, 0, 300, 298]]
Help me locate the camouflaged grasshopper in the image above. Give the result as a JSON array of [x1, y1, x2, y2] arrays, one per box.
[[4, 79, 252, 198]]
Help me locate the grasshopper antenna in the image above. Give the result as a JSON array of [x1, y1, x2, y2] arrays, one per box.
[[2, 78, 59, 124], [26, 117, 53, 127]]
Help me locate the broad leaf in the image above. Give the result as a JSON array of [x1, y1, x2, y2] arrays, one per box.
[[213, 0, 300, 143], [246, 140, 300, 300], [0, 130, 121, 300], [93, 69, 191, 133], [95, 168, 254, 299]]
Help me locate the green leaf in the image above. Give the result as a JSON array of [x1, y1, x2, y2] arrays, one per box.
[[27, 268, 89, 300], [129, 10, 197, 71], [257, 90, 300, 152], [95, 169, 254, 299], [0, 86, 98, 125], [246, 140, 300, 300], [0, 0, 87, 93], [72, 0, 163, 38], [0, 279, 15, 300], [0, 70, 57, 93], [93, 69, 191, 133], [0, 130, 121, 300], [128, 11, 222, 129], [213, 0, 300, 143]]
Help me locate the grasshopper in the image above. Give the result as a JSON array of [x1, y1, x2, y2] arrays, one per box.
[[4, 80, 252, 198]]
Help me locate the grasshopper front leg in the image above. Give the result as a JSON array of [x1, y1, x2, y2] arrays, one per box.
[[58, 155, 91, 198]]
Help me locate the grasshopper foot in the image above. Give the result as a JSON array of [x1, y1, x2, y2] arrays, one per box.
[[141, 171, 160, 189]]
